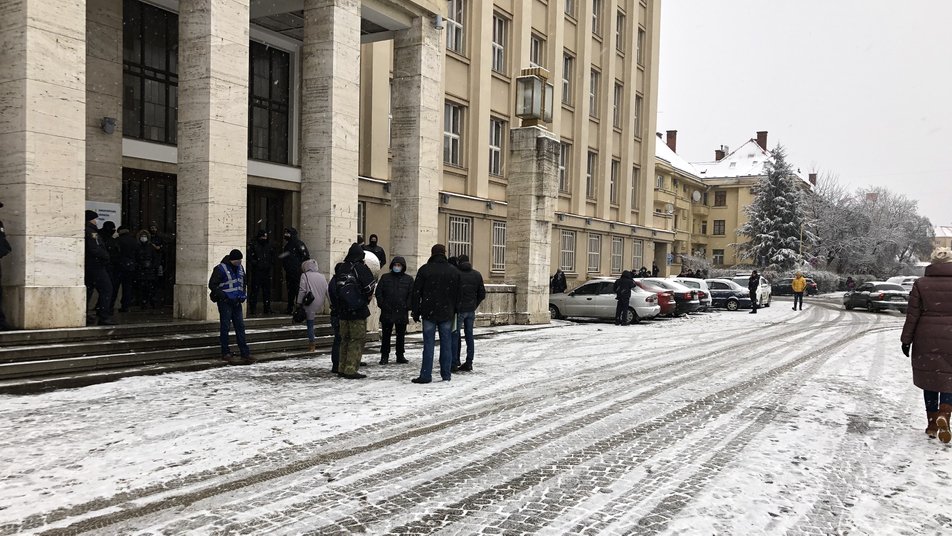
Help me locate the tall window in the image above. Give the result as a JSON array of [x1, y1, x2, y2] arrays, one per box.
[[587, 234, 602, 273], [444, 102, 463, 166], [701, 220, 708, 234], [714, 190, 727, 206], [615, 11, 626, 52], [489, 117, 504, 176], [612, 82, 623, 128], [357, 201, 366, 239], [637, 28, 646, 66], [448, 215, 472, 258], [592, 0, 602, 36], [631, 166, 640, 206], [713, 220, 726, 235], [610, 159, 620, 204], [491, 14, 507, 73], [559, 141, 571, 193], [491, 221, 506, 272], [565, 0, 576, 18], [586, 151, 598, 199], [713, 249, 725, 265], [634, 94, 643, 134], [560, 230, 576, 272], [655, 174, 664, 189], [632, 239, 644, 269], [249, 41, 291, 164], [611, 236, 624, 274], [530, 34, 545, 68], [562, 53, 574, 104], [446, 0, 465, 54], [589, 69, 600, 118], [122, 0, 178, 145]]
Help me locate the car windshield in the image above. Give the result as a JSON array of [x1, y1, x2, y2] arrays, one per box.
[[874, 283, 905, 292]]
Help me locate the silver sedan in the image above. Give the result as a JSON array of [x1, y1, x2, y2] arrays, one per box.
[[549, 278, 661, 323]]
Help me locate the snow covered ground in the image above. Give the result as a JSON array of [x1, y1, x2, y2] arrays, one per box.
[[1, 297, 948, 535]]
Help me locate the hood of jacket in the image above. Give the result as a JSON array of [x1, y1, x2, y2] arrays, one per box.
[[459, 260, 473, 272], [925, 262, 952, 277], [344, 242, 366, 263], [622, 270, 634, 279], [285, 227, 299, 240], [389, 256, 407, 271], [333, 262, 350, 276], [302, 258, 320, 273]]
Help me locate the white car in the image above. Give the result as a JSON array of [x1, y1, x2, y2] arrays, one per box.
[[667, 277, 713, 311], [549, 278, 661, 324], [886, 276, 919, 292], [731, 274, 772, 308]]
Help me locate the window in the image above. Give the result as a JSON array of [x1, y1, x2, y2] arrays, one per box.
[[560, 230, 576, 272], [562, 53, 574, 104], [491, 14, 507, 73], [588, 234, 602, 273], [592, 0, 602, 36], [672, 178, 679, 191], [611, 236, 624, 274], [448, 215, 472, 258], [586, 151, 598, 199], [615, 11, 626, 52], [388, 80, 393, 147], [122, 0, 178, 145], [610, 159, 620, 204], [713, 249, 725, 265], [589, 69, 600, 117], [491, 221, 506, 272], [446, 0, 465, 54], [703, 192, 709, 205], [714, 190, 727, 206], [632, 239, 644, 270], [612, 81, 623, 128], [489, 117, 505, 176], [713, 220, 726, 235], [701, 220, 708, 234], [530, 34, 545, 68], [637, 27, 646, 66], [565, 0, 576, 18], [444, 101, 463, 166], [249, 41, 291, 164], [559, 142, 571, 193], [634, 94, 643, 134], [655, 174, 664, 189], [631, 166, 640, 206], [357, 201, 366, 240]]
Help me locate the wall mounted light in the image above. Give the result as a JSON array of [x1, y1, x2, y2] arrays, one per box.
[[434, 15, 444, 30], [585, 218, 592, 225], [486, 200, 494, 210], [515, 68, 554, 127], [100, 117, 116, 135], [440, 193, 450, 204], [557, 213, 565, 221]]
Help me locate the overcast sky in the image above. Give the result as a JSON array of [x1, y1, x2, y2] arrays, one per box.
[[657, 0, 952, 227]]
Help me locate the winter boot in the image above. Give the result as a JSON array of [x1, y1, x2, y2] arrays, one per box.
[[937, 404, 952, 444], [308, 342, 316, 352], [926, 412, 939, 439]]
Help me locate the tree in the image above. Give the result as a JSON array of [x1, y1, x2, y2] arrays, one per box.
[[736, 145, 814, 270]]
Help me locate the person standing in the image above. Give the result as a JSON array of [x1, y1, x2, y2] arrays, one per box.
[[296, 259, 329, 353], [147, 222, 168, 305], [0, 201, 10, 330], [613, 270, 636, 325], [280, 227, 310, 314], [638, 266, 649, 278], [135, 229, 160, 308], [748, 270, 760, 314], [247, 230, 275, 316], [411, 244, 461, 384], [375, 256, 414, 365], [114, 226, 138, 312], [327, 243, 376, 379], [651, 261, 660, 277], [901, 247, 952, 443], [550, 268, 567, 294], [791, 271, 807, 311], [363, 233, 387, 267], [326, 263, 345, 374], [84, 210, 114, 325], [209, 249, 253, 365], [845, 276, 856, 291], [99, 221, 119, 315], [453, 254, 485, 372]]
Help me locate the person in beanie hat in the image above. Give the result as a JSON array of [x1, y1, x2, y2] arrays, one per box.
[[84, 210, 115, 325], [410, 243, 461, 383], [209, 249, 253, 365], [901, 247, 952, 443], [327, 243, 376, 379]]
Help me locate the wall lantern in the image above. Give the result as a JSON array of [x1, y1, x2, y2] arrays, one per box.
[[515, 67, 554, 126]]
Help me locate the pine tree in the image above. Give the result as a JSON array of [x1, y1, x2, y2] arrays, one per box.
[[737, 145, 814, 270]]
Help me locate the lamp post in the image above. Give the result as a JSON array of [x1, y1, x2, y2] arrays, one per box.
[[515, 68, 555, 127]]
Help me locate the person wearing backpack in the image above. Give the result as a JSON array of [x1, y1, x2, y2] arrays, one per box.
[[410, 244, 461, 384], [375, 256, 414, 365], [327, 243, 376, 379], [296, 259, 329, 353], [208, 249, 253, 365]]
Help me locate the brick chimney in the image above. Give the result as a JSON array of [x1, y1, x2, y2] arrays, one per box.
[[714, 148, 725, 161], [665, 130, 677, 152], [756, 131, 768, 151], [808, 173, 817, 186]]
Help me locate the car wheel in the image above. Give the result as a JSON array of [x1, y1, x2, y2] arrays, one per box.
[[627, 307, 640, 324], [844, 303, 854, 310], [726, 299, 739, 311], [549, 304, 562, 320]]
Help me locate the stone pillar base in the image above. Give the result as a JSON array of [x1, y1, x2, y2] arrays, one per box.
[[174, 283, 218, 321], [512, 311, 552, 325], [5, 286, 87, 329]]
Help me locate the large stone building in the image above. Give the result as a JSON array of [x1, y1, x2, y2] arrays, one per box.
[[0, 0, 664, 329]]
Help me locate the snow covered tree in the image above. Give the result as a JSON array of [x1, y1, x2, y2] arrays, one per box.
[[736, 145, 814, 270]]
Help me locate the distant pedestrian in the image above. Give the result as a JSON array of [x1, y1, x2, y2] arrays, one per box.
[[846, 276, 856, 291], [0, 201, 10, 330], [247, 230, 275, 316], [279, 227, 310, 314], [327, 243, 376, 379], [135, 229, 160, 308], [791, 272, 807, 311], [296, 259, 329, 353], [550, 268, 567, 294], [613, 270, 636, 325], [900, 247, 952, 443], [326, 264, 345, 374], [147, 222, 168, 304], [208, 249, 253, 365], [638, 266, 649, 278], [375, 256, 414, 365], [84, 210, 114, 325], [748, 270, 760, 314], [363, 233, 387, 267], [651, 261, 659, 277], [114, 226, 137, 312], [411, 244, 461, 384], [99, 221, 119, 316], [453, 254, 485, 372]]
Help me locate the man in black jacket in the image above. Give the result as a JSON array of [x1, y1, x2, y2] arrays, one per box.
[[279, 227, 310, 314], [84, 210, 114, 325], [327, 243, 376, 379], [363, 233, 387, 266], [748, 271, 760, 314], [0, 201, 9, 330], [375, 256, 413, 365], [411, 244, 461, 383], [453, 254, 485, 372], [613, 270, 636, 325], [247, 230, 274, 316], [550, 268, 567, 294], [113, 226, 138, 312]]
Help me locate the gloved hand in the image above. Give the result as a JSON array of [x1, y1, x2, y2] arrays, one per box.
[[412, 313, 420, 323], [901, 344, 910, 357]]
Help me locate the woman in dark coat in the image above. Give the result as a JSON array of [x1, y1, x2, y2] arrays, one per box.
[[900, 247, 952, 443]]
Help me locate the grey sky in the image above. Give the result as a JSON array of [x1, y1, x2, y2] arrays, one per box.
[[657, 0, 952, 226]]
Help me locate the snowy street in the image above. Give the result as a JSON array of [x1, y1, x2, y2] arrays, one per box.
[[1, 298, 948, 535]]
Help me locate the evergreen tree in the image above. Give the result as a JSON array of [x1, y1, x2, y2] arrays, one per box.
[[737, 145, 814, 270]]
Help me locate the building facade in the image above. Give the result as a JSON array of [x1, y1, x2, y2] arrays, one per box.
[[936, 226, 952, 251]]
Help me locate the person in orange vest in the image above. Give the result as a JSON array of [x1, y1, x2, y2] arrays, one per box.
[[791, 272, 807, 311]]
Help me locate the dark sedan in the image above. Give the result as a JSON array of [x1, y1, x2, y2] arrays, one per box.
[[772, 277, 819, 296], [705, 278, 753, 311], [639, 278, 701, 315], [843, 282, 909, 313]]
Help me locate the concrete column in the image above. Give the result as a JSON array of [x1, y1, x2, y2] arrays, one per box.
[[391, 16, 443, 272], [85, 0, 123, 205], [174, 0, 249, 320], [301, 0, 361, 274], [505, 126, 560, 324], [0, 0, 87, 328]]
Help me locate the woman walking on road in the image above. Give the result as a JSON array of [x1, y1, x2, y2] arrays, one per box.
[[900, 247, 952, 443]]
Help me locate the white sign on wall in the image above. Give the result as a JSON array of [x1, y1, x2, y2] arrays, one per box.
[[86, 201, 121, 228]]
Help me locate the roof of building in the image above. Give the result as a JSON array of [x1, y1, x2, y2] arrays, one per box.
[[692, 138, 809, 185], [936, 226, 952, 238], [655, 138, 702, 179]]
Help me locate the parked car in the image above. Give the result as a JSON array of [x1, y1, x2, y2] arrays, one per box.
[[634, 279, 677, 317], [549, 278, 661, 323], [731, 274, 772, 307], [705, 279, 753, 311], [640, 278, 701, 315], [772, 277, 819, 296], [668, 277, 713, 311], [843, 282, 909, 313], [885, 276, 919, 292]]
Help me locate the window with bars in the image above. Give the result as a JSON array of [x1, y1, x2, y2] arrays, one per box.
[[587, 234, 602, 273], [589, 69, 600, 118], [448, 215, 472, 258], [631, 166, 640, 206], [491, 14, 507, 73], [444, 101, 463, 166], [122, 0, 178, 145], [612, 81, 623, 128], [249, 41, 291, 164], [489, 117, 504, 176], [530, 34, 545, 68], [562, 53, 574, 104], [637, 27, 646, 66], [634, 94, 643, 134], [615, 11, 626, 52], [592, 0, 602, 36], [560, 230, 576, 272], [446, 0, 465, 54], [611, 236, 624, 274], [586, 151, 598, 199], [713, 220, 726, 235], [491, 221, 506, 272], [610, 159, 620, 204], [559, 141, 571, 193], [632, 239, 644, 270]]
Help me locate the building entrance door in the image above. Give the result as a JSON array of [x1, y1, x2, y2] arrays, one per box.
[[247, 186, 288, 307], [122, 168, 177, 307]]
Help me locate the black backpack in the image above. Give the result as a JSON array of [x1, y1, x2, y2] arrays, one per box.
[[335, 268, 365, 313]]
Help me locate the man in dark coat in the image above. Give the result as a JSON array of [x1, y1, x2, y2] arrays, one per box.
[[550, 269, 567, 294], [363, 233, 387, 267], [135, 229, 160, 308], [209, 249, 252, 365], [113, 226, 138, 312], [99, 222, 119, 313], [327, 243, 376, 379], [410, 244, 461, 383], [146, 222, 168, 304], [84, 210, 114, 325], [375, 256, 413, 365], [247, 230, 274, 316], [453, 254, 485, 372], [748, 270, 760, 314], [279, 227, 310, 314], [613, 270, 636, 325], [0, 201, 10, 330]]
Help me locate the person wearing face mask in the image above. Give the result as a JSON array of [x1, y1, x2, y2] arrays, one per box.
[[135, 229, 160, 308], [247, 229, 275, 316], [375, 256, 414, 365], [363, 233, 387, 267], [209, 249, 253, 365], [279, 227, 310, 314]]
